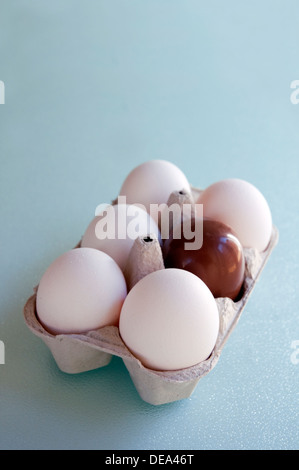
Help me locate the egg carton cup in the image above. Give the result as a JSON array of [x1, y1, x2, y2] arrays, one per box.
[[23, 187, 279, 405]]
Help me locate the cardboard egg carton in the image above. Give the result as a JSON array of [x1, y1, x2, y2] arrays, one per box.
[[23, 187, 278, 405]]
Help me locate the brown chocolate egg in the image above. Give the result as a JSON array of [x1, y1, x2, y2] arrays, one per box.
[[162, 218, 245, 301]]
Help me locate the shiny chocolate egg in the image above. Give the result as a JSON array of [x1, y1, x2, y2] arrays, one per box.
[[162, 218, 245, 301]]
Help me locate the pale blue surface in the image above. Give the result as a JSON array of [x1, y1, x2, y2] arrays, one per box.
[[0, 1, 298, 450]]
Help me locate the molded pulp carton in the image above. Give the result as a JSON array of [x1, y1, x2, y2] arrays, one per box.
[[23, 187, 278, 405]]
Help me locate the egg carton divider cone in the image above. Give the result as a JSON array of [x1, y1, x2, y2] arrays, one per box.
[[23, 186, 279, 405]]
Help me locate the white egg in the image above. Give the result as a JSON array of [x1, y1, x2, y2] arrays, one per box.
[[119, 268, 219, 371], [118, 160, 191, 224], [81, 204, 161, 272], [197, 178, 273, 252], [36, 248, 127, 335]]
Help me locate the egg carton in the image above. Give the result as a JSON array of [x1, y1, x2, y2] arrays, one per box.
[[23, 187, 279, 405]]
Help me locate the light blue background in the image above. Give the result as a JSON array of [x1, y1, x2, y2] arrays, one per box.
[[0, 1, 298, 450]]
